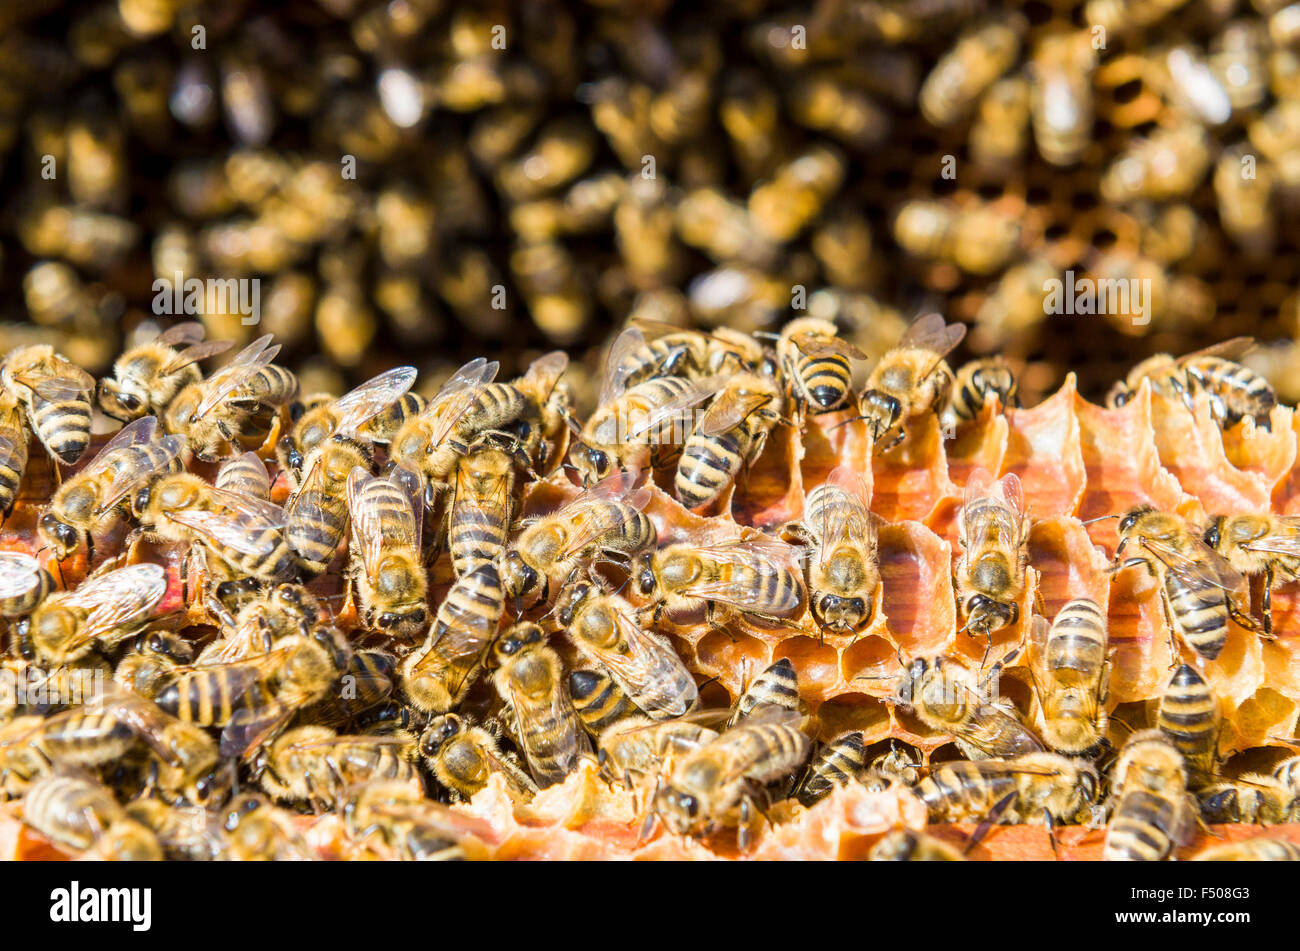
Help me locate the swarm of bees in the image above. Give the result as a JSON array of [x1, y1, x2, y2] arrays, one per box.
[[2, 314, 1300, 862]]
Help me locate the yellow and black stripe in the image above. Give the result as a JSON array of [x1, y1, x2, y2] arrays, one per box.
[[1157, 664, 1218, 788]]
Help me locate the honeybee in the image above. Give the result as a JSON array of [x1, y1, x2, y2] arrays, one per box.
[[23, 771, 161, 860], [869, 743, 924, 788], [254, 725, 420, 810], [569, 669, 642, 736], [914, 753, 1099, 830], [675, 372, 784, 509], [27, 562, 169, 668], [919, 21, 1022, 127], [1215, 147, 1274, 253], [784, 465, 879, 639], [773, 317, 866, 420], [894, 201, 1021, 276], [1198, 774, 1298, 825], [301, 648, 396, 729], [1107, 338, 1276, 431], [490, 622, 589, 787], [1103, 729, 1199, 862], [126, 797, 227, 862], [39, 416, 186, 562], [390, 357, 499, 488], [637, 534, 806, 630], [341, 778, 488, 861], [400, 561, 504, 714], [1193, 837, 1300, 861], [98, 321, 233, 423], [113, 629, 194, 700], [955, 469, 1030, 659], [0, 551, 54, 619], [133, 473, 297, 583], [419, 712, 537, 802], [220, 792, 315, 861], [283, 435, 371, 575], [970, 76, 1031, 171], [868, 828, 968, 861], [162, 334, 298, 462], [275, 366, 418, 482], [155, 646, 293, 730], [0, 345, 95, 465], [1204, 513, 1300, 637], [895, 655, 1046, 760], [448, 447, 515, 578], [1100, 122, 1211, 204], [502, 473, 655, 604], [795, 732, 868, 807], [729, 658, 802, 728], [0, 390, 29, 517], [1157, 664, 1219, 790], [943, 358, 1020, 431], [555, 579, 697, 720], [1028, 598, 1111, 756], [1028, 31, 1095, 167], [345, 466, 428, 639], [214, 451, 272, 502], [859, 313, 966, 453], [1113, 506, 1258, 662], [652, 706, 811, 850]]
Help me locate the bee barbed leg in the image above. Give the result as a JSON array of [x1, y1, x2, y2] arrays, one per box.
[[1263, 563, 1275, 638], [1228, 597, 1263, 635]]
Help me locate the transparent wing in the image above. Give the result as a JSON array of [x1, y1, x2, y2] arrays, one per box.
[[168, 507, 288, 561], [192, 334, 280, 420], [95, 435, 186, 515], [1177, 336, 1255, 365], [817, 465, 874, 564], [1235, 519, 1300, 558], [64, 564, 168, 643], [96, 416, 160, 458], [423, 358, 499, 447], [897, 312, 968, 357], [347, 467, 419, 580], [961, 469, 1025, 546], [955, 691, 1046, 758], [520, 351, 568, 401], [622, 375, 726, 440], [504, 678, 584, 782], [19, 361, 95, 402], [588, 609, 696, 717], [330, 366, 419, 436], [600, 326, 648, 406], [153, 322, 208, 347], [1141, 535, 1245, 592], [216, 452, 272, 500], [791, 330, 867, 361], [693, 385, 773, 438], [0, 551, 43, 599], [390, 464, 425, 552], [557, 495, 651, 562], [676, 540, 802, 612], [207, 484, 288, 527]]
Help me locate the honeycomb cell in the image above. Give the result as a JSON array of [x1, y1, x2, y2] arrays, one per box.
[[816, 692, 891, 744], [773, 636, 841, 704], [878, 520, 956, 657]]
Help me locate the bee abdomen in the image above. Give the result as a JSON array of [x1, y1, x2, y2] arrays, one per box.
[[570, 669, 639, 736], [731, 658, 800, 726], [916, 763, 1014, 821], [33, 399, 92, 464], [287, 490, 346, 574], [1165, 577, 1228, 659], [1104, 792, 1182, 861], [449, 504, 509, 577], [797, 732, 867, 807], [1157, 665, 1217, 786], [797, 354, 852, 410], [676, 430, 744, 508]]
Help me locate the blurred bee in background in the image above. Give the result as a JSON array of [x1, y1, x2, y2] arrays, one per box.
[[1204, 513, 1300, 637], [970, 76, 1031, 172], [345, 466, 428, 639], [1198, 773, 1298, 825], [1193, 838, 1300, 861], [783, 465, 879, 640], [675, 372, 783, 510], [893, 200, 1022, 276], [868, 828, 968, 861], [1103, 729, 1198, 862], [1157, 664, 1219, 790], [1100, 122, 1212, 204], [772, 317, 866, 421], [918, 21, 1022, 127], [0, 390, 29, 518], [220, 792, 315, 861], [23, 771, 161, 861], [1028, 31, 1095, 167], [26, 562, 169, 668], [419, 712, 537, 802], [0, 552, 54, 621], [0, 345, 96, 465], [858, 313, 967, 453], [1113, 506, 1258, 662], [1027, 599, 1110, 757], [955, 469, 1029, 663], [98, 322, 232, 423], [943, 358, 1020, 433]]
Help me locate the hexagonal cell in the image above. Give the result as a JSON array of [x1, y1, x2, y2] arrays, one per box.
[[925, 742, 965, 765], [814, 691, 890, 743], [772, 635, 841, 703], [696, 675, 735, 710], [841, 635, 901, 685], [1226, 687, 1298, 753], [878, 521, 955, 656], [695, 628, 769, 699]]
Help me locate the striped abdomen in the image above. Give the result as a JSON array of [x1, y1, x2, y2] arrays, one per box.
[[314, 741, 418, 796], [1164, 572, 1229, 660], [215, 454, 272, 501], [723, 561, 804, 619], [730, 658, 800, 727], [804, 484, 864, 545], [1157, 664, 1218, 788], [569, 670, 639, 736], [156, 667, 274, 727], [407, 563, 505, 711], [0, 567, 52, 618], [676, 428, 745, 508], [915, 761, 1018, 822], [1189, 357, 1276, 424], [949, 360, 1018, 423], [458, 383, 530, 442], [797, 732, 867, 807], [286, 488, 347, 575], [449, 493, 510, 578], [241, 365, 298, 407], [1104, 790, 1186, 861], [35, 712, 136, 765], [23, 775, 121, 851], [795, 351, 852, 412], [30, 396, 92, 464], [710, 720, 810, 787], [0, 420, 28, 513], [360, 391, 427, 444], [1046, 598, 1108, 679], [569, 500, 656, 560]]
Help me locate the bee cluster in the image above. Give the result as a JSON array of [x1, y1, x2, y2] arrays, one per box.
[[9, 0, 1300, 412], [0, 316, 1299, 861]]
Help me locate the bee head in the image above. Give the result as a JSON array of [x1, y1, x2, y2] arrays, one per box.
[[556, 580, 594, 626], [811, 593, 867, 633], [503, 550, 540, 599], [860, 389, 901, 437], [38, 512, 78, 557], [132, 485, 154, 518], [1118, 505, 1154, 534], [637, 557, 657, 596], [420, 714, 463, 758], [223, 794, 264, 832]]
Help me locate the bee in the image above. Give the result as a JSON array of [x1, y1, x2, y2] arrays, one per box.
[[1100, 122, 1212, 204], [795, 732, 868, 807], [1113, 506, 1258, 662], [341, 778, 488, 861], [154, 647, 289, 731], [448, 447, 515, 578], [97, 321, 233, 423], [970, 76, 1031, 171], [0, 390, 29, 517], [253, 725, 420, 810], [858, 313, 967, 453], [220, 792, 315, 861], [729, 658, 802, 728], [868, 828, 968, 861], [869, 743, 924, 787], [301, 649, 396, 729], [390, 357, 499, 489], [569, 669, 641, 737], [955, 469, 1030, 660], [275, 366, 418, 482], [784, 465, 879, 639], [490, 622, 589, 787], [556, 579, 697, 720], [1157, 664, 1219, 790], [597, 715, 721, 787], [113, 630, 194, 700], [913, 753, 1099, 830], [1204, 513, 1300, 639], [675, 372, 784, 510], [1215, 147, 1274, 254], [1103, 729, 1199, 862], [214, 451, 272, 502], [502, 474, 655, 603], [23, 771, 161, 860], [943, 358, 1020, 431], [1193, 837, 1300, 861], [772, 317, 866, 422], [1028, 598, 1111, 756], [1198, 774, 1298, 825], [652, 706, 811, 850], [27, 563, 169, 668], [748, 145, 846, 243], [283, 435, 371, 576], [919, 21, 1022, 127], [0, 551, 54, 619], [0, 345, 96, 465], [126, 797, 227, 862], [345, 466, 428, 638], [895, 655, 1046, 760], [39, 416, 186, 562], [419, 712, 537, 802], [1107, 338, 1276, 431], [637, 534, 806, 631], [1028, 31, 1096, 167], [133, 473, 297, 584], [400, 561, 504, 714], [162, 334, 298, 462]]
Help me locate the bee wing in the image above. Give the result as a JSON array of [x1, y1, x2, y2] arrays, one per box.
[[676, 540, 803, 613], [817, 465, 874, 563], [791, 331, 867, 361], [94, 435, 187, 515], [207, 485, 288, 527], [589, 610, 696, 717], [0, 551, 42, 598], [423, 358, 499, 447], [557, 496, 650, 563], [1028, 614, 1051, 668], [503, 678, 585, 783], [623, 375, 726, 440], [521, 351, 568, 401], [159, 341, 235, 376], [693, 386, 773, 438], [94, 685, 185, 766], [390, 464, 425, 551], [191, 334, 280, 420], [17, 361, 96, 402], [961, 469, 1025, 544], [167, 507, 288, 561], [329, 366, 419, 437], [153, 322, 208, 347], [63, 563, 168, 643], [1178, 336, 1255, 365], [954, 692, 1046, 758], [1235, 520, 1300, 558], [97, 416, 160, 456], [221, 702, 296, 761], [363, 799, 495, 842], [600, 326, 647, 406], [282, 732, 415, 754], [1141, 535, 1245, 592], [897, 312, 967, 358], [347, 467, 418, 580]]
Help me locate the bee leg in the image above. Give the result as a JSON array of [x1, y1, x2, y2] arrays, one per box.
[[1043, 810, 1060, 860], [1228, 598, 1261, 634], [1263, 563, 1275, 638], [638, 777, 662, 842], [1157, 589, 1181, 668], [737, 796, 756, 853], [964, 790, 1017, 855]]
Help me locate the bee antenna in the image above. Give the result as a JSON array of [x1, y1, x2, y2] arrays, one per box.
[[827, 415, 869, 433], [1268, 735, 1300, 748], [1080, 514, 1120, 525], [752, 331, 781, 342]]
